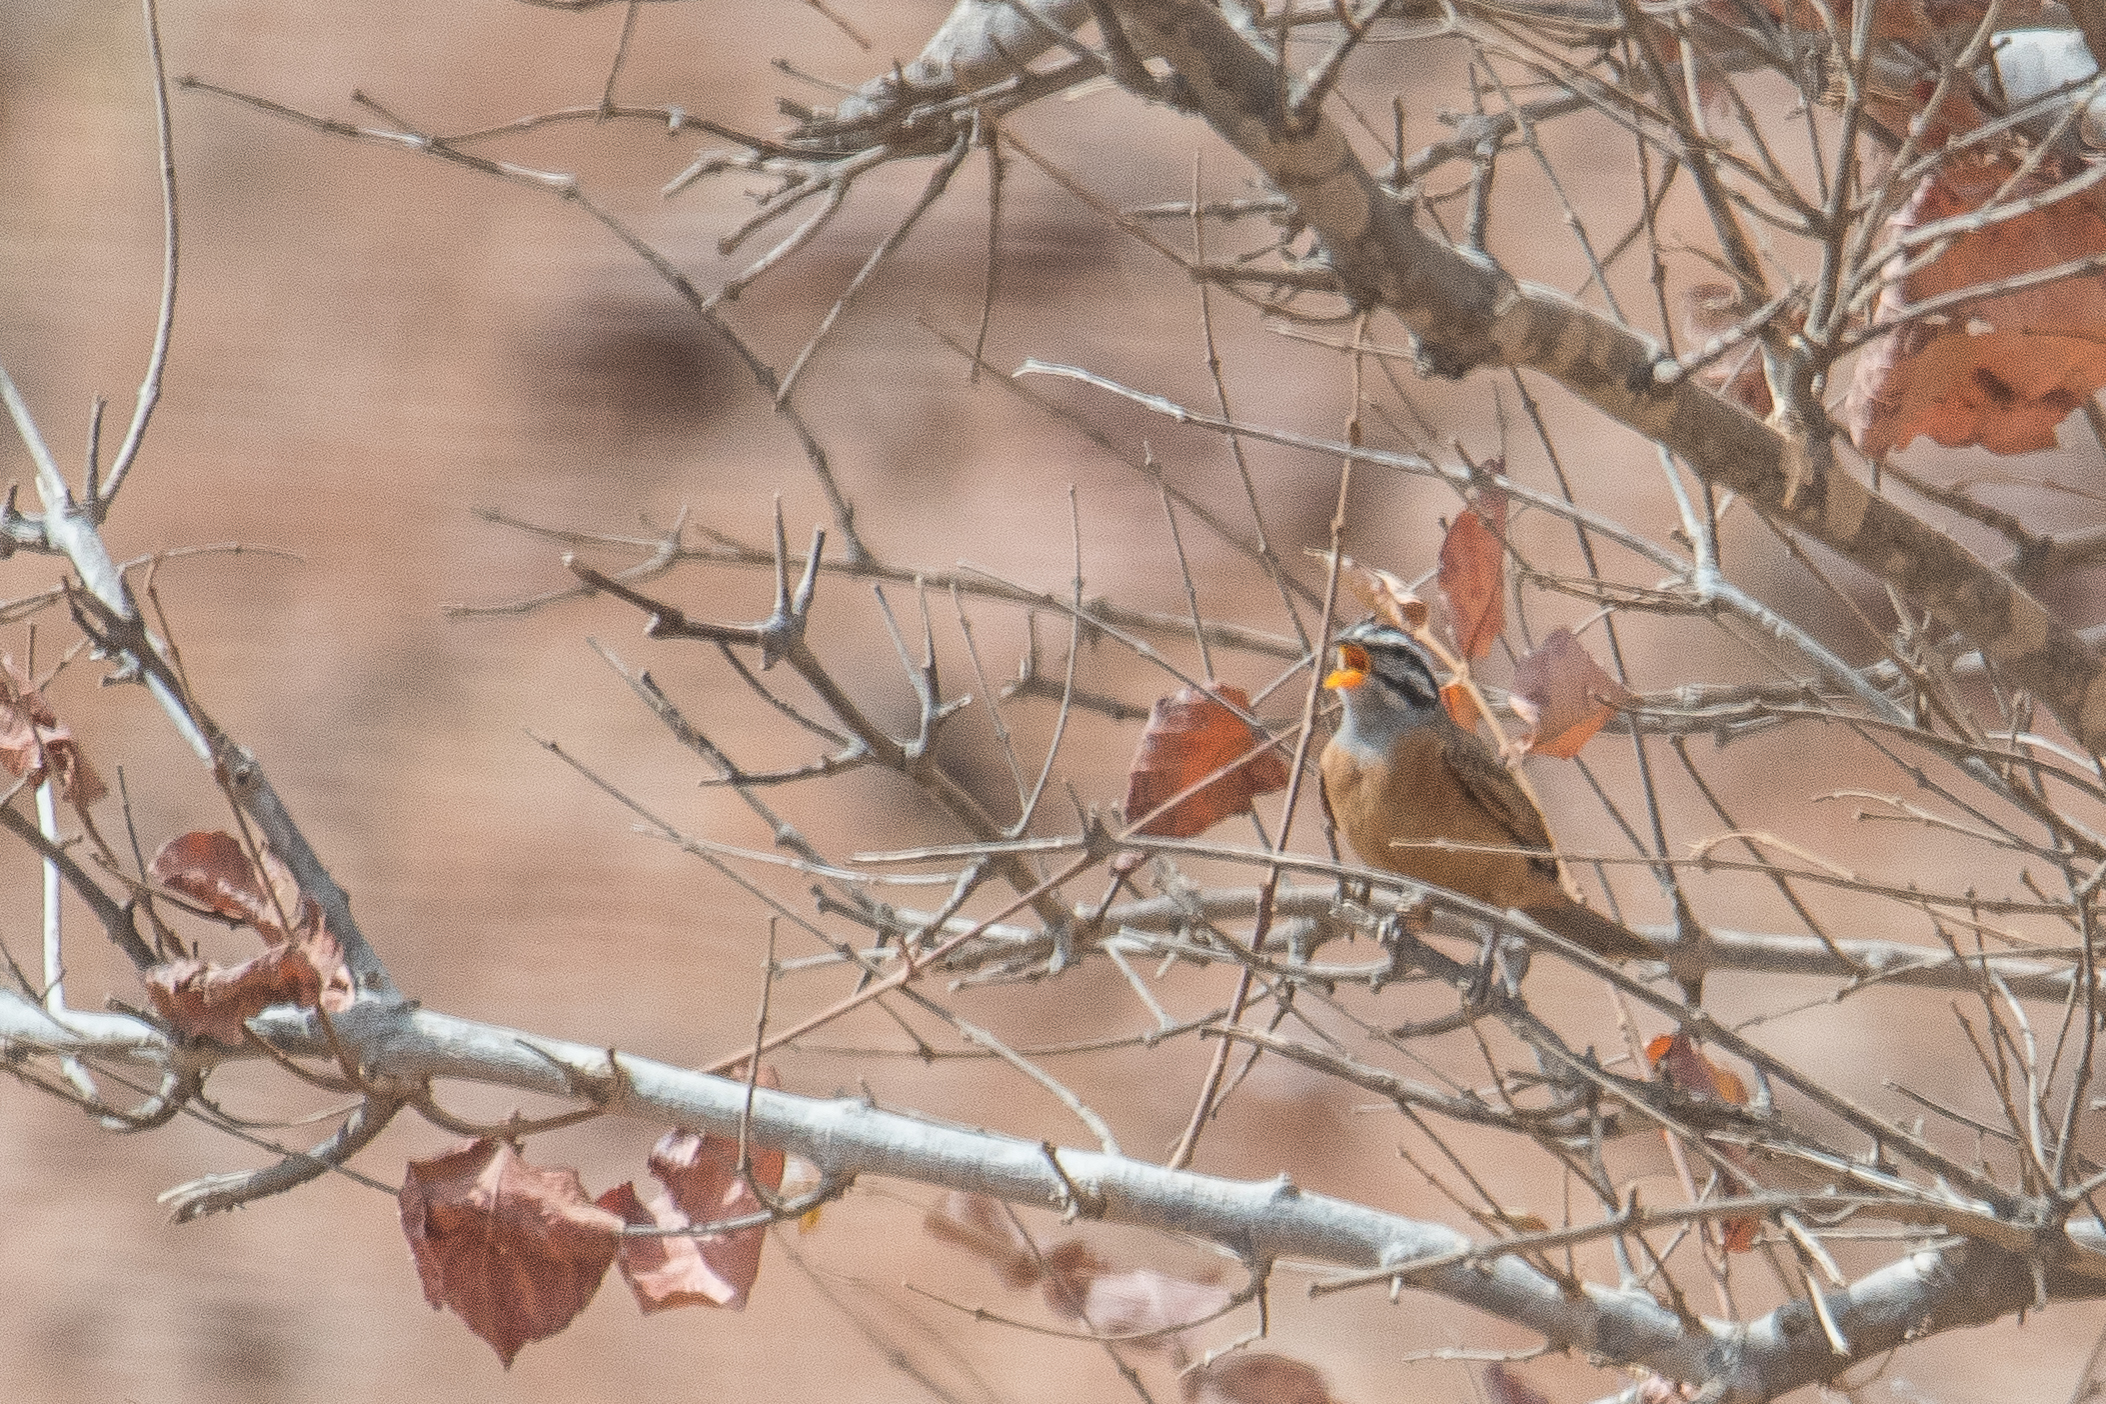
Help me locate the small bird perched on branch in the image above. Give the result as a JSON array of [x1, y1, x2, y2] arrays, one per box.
[[1318, 620, 1651, 962]]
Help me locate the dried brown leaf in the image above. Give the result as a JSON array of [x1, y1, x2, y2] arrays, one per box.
[[144, 939, 331, 1046], [1646, 1029, 1761, 1252], [149, 830, 319, 944], [1511, 629, 1632, 759], [645, 1114, 785, 1311], [0, 658, 104, 805], [1123, 683, 1289, 839], [1181, 1352, 1337, 1404], [1437, 486, 1507, 660], [599, 1181, 750, 1314], [1847, 158, 2106, 457], [398, 1138, 623, 1366], [1340, 557, 1429, 632], [1039, 1237, 1112, 1320], [143, 828, 350, 1031]]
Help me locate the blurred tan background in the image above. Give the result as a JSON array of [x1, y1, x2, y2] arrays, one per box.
[[6, 2, 2106, 1400]]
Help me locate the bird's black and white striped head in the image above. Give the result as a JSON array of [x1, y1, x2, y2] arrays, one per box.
[[1324, 620, 1442, 712]]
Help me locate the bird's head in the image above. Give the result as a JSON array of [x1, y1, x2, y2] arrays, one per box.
[[1323, 620, 1442, 716]]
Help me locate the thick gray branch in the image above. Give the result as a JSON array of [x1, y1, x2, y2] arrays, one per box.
[[828, 0, 1092, 131], [6, 987, 2101, 1399]]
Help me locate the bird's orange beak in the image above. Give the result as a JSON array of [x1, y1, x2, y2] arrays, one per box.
[[1323, 641, 1370, 690]]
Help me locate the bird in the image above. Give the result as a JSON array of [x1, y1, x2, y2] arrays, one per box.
[[1318, 619, 1652, 962]]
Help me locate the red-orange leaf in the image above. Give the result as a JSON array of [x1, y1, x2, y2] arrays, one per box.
[[1846, 157, 2106, 457], [1647, 1029, 1761, 1252], [149, 830, 319, 944], [644, 1121, 785, 1311], [1511, 629, 1632, 759], [145, 939, 330, 1046], [1440, 679, 1483, 732], [1647, 1030, 1750, 1106], [0, 658, 104, 806], [1438, 486, 1507, 660], [1123, 684, 1289, 839], [399, 1138, 623, 1366], [599, 1180, 753, 1314]]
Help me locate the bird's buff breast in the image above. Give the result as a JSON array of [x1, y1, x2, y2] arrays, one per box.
[[1321, 732, 1540, 907]]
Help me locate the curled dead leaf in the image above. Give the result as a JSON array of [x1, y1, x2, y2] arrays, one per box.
[[1846, 157, 2106, 457], [644, 1106, 785, 1311], [1437, 485, 1508, 660], [145, 938, 333, 1046], [398, 1138, 623, 1366], [1181, 1352, 1337, 1404], [1123, 684, 1289, 839], [0, 657, 104, 806], [1339, 556, 1429, 632], [1646, 1029, 1761, 1252], [143, 829, 351, 1033], [1511, 629, 1633, 759], [926, 1191, 1040, 1288], [600, 1180, 750, 1314], [149, 830, 319, 944], [1040, 1237, 1113, 1320]]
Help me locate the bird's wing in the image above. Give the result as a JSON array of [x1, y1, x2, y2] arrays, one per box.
[[1317, 748, 1339, 833], [1439, 729, 1560, 880]]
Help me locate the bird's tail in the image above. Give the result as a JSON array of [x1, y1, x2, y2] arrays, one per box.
[[1521, 900, 1655, 963]]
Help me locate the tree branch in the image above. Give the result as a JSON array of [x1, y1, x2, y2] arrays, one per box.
[[1106, 0, 2106, 757], [7, 987, 2102, 1399]]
